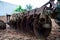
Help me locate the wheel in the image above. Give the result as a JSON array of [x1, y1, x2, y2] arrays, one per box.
[[33, 16, 52, 38], [0, 20, 6, 30]]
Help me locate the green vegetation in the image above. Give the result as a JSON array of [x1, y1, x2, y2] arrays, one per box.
[[14, 4, 32, 13], [25, 4, 32, 11], [14, 5, 26, 13]]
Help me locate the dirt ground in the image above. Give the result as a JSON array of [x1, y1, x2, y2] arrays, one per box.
[[0, 19, 60, 40], [47, 19, 60, 40], [0, 25, 43, 40], [0, 29, 41, 40]]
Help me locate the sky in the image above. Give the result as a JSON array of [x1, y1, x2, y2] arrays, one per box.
[[0, 0, 57, 16], [0, 1, 18, 16], [1, 0, 49, 9]]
